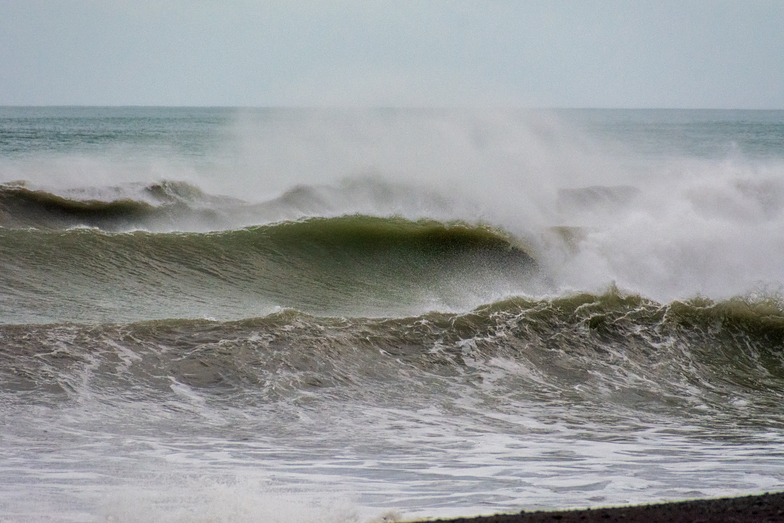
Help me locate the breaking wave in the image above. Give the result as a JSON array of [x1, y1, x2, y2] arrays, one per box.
[[3, 289, 783, 429], [0, 210, 539, 323]]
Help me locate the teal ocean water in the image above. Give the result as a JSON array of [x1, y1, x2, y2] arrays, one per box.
[[1, 108, 784, 522]]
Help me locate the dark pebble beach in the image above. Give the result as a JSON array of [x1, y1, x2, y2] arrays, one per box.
[[411, 492, 784, 523]]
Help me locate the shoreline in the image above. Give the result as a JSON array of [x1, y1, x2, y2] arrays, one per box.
[[408, 492, 784, 523]]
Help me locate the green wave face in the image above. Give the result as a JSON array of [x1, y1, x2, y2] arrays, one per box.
[[0, 215, 539, 324]]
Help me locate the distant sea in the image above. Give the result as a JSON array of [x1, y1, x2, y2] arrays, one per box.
[[1, 107, 783, 522]]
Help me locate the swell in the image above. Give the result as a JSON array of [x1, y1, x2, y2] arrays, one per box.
[[0, 181, 239, 231], [0, 215, 539, 324], [0, 178, 486, 233], [3, 291, 783, 428]]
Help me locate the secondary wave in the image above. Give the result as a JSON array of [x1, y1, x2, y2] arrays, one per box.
[[0, 178, 488, 233], [0, 180, 246, 231]]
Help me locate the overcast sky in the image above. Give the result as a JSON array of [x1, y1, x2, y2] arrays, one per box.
[[1, 0, 782, 108]]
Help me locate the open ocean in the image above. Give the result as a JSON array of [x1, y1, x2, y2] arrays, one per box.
[[1, 107, 783, 522]]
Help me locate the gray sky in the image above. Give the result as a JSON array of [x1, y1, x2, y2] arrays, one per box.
[[1, 0, 782, 108]]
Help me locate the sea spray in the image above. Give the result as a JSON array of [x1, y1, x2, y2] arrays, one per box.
[[1, 107, 784, 521]]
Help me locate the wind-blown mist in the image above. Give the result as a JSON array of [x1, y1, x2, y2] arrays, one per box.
[[4, 108, 783, 305], [1, 108, 784, 522], [225, 109, 784, 303]]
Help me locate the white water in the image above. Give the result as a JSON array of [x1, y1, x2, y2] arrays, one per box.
[[3, 382, 784, 522]]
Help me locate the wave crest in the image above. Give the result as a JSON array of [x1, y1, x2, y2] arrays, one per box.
[[0, 214, 540, 324]]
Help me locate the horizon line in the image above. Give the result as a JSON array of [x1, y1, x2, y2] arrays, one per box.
[[1, 104, 783, 111]]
